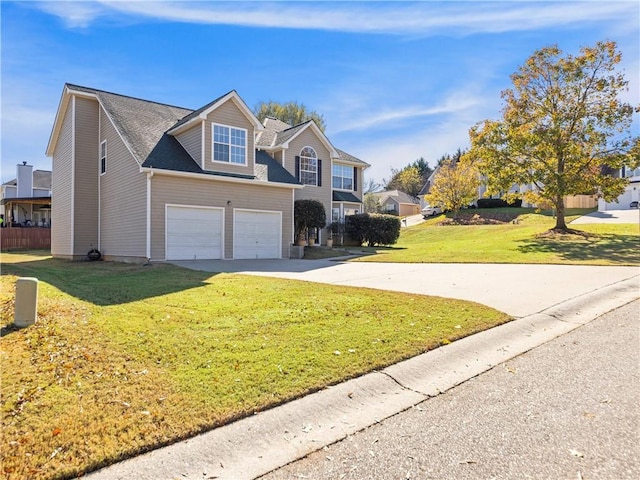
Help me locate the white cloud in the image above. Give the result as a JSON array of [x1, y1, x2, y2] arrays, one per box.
[[330, 92, 483, 134], [31, 1, 639, 36]]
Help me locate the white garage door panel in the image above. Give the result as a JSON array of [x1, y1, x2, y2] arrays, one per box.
[[234, 211, 281, 259], [166, 206, 222, 260]]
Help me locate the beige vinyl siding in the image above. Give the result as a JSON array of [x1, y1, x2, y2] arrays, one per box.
[[51, 99, 74, 256], [149, 174, 294, 260], [176, 124, 202, 167], [287, 131, 333, 221], [98, 107, 147, 259], [73, 97, 99, 255], [203, 99, 255, 175]]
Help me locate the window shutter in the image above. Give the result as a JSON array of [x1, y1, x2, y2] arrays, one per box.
[[317, 159, 322, 186], [295, 156, 300, 181], [353, 167, 358, 191]]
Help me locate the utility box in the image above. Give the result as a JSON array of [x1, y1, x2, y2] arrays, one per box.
[[14, 277, 38, 327]]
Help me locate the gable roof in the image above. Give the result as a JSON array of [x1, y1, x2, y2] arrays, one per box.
[[167, 90, 264, 135], [256, 118, 338, 158], [418, 165, 441, 196], [2, 170, 52, 189], [370, 190, 419, 205], [256, 118, 369, 167], [47, 84, 300, 187]]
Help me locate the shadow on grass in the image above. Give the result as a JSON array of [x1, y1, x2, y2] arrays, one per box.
[[1, 256, 219, 306], [517, 233, 640, 264]]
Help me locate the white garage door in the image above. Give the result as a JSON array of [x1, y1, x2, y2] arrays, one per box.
[[234, 210, 281, 259], [166, 205, 223, 260]]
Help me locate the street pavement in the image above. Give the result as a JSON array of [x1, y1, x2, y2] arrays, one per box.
[[262, 299, 640, 480], [85, 274, 639, 480]]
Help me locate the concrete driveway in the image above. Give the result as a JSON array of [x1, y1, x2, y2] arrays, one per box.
[[570, 208, 640, 224], [171, 258, 639, 318]]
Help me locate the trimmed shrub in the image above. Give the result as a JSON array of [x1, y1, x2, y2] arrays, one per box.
[[345, 213, 371, 246], [294, 199, 327, 237], [367, 214, 401, 246], [477, 198, 522, 208], [345, 213, 401, 247]]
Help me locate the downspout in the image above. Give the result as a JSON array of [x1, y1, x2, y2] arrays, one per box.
[[70, 96, 76, 255], [97, 108, 101, 251], [146, 169, 153, 261]]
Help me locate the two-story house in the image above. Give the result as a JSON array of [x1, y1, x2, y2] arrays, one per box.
[[0, 163, 52, 227], [45, 84, 368, 262], [598, 165, 640, 210]]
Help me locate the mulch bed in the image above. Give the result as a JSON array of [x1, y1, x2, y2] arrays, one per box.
[[440, 211, 521, 225]]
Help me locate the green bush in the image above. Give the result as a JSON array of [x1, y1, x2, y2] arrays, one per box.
[[294, 199, 327, 237], [368, 214, 401, 246], [346, 213, 401, 247]]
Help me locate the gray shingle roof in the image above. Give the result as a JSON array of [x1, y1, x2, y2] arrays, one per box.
[[256, 116, 369, 168], [65, 84, 299, 185], [2, 170, 52, 189], [370, 190, 419, 205], [336, 149, 369, 167]]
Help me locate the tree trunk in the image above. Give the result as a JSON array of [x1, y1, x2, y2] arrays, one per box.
[[554, 196, 568, 231]]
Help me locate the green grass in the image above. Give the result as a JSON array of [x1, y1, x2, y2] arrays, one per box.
[[0, 252, 509, 479], [356, 208, 640, 265]]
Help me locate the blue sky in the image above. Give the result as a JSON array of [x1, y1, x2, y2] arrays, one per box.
[[1, 0, 639, 185]]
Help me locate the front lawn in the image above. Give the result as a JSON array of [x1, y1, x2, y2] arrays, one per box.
[[0, 252, 508, 479], [356, 208, 640, 265]]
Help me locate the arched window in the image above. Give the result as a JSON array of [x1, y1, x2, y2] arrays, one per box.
[[299, 147, 318, 186]]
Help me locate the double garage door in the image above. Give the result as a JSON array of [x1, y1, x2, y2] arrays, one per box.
[[166, 206, 281, 260]]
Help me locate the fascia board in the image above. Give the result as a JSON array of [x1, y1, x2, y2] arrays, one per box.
[[167, 91, 264, 136], [140, 166, 304, 190], [46, 86, 98, 156], [281, 122, 339, 158]]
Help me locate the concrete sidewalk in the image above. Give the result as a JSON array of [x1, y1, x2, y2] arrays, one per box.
[[85, 276, 639, 480]]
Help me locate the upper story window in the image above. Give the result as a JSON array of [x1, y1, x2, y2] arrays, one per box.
[[300, 146, 318, 186], [213, 124, 247, 165], [100, 140, 107, 175], [332, 164, 353, 190]]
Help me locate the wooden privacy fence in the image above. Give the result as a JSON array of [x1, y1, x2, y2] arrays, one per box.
[[0, 228, 51, 251], [564, 195, 598, 209]]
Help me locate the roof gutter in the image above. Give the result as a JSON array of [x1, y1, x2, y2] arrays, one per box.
[[139, 166, 304, 190]]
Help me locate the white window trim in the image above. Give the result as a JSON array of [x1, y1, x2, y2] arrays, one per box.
[[300, 146, 318, 186], [212, 123, 248, 166], [332, 163, 353, 191], [100, 140, 107, 175]]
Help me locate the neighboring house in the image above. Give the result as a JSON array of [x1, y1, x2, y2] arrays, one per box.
[[0, 163, 52, 227], [598, 166, 640, 210], [45, 84, 368, 262], [417, 166, 440, 209], [369, 190, 420, 216]]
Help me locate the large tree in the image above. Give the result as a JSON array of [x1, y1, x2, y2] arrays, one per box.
[[425, 159, 480, 214], [467, 40, 639, 232], [384, 165, 424, 197], [253, 100, 327, 132]]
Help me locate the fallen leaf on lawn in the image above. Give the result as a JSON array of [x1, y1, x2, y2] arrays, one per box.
[[333, 351, 341, 355], [52, 428, 62, 437], [454, 325, 462, 329]]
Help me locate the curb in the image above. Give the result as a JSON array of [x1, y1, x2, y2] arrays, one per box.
[[86, 277, 639, 480]]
